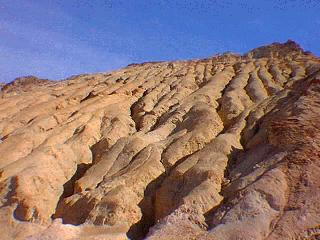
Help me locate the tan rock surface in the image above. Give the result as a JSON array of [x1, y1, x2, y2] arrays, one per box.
[[1, 41, 320, 239]]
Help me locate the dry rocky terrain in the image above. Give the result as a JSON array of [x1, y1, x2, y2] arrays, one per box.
[[0, 41, 320, 239]]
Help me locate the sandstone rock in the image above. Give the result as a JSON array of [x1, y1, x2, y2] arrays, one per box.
[[0, 41, 320, 239]]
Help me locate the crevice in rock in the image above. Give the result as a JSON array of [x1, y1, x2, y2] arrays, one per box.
[[1, 134, 9, 142], [1, 176, 18, 208], [130, 89, 149, 131], [199, 61, 210, 88], [127, 172, 167, 240], [115, 77, 124, 83], [52, 163, 92, 220], [256, 67, 273, 96], [80, 91, 97, 103], [244, 74, 259, 103], [53, 194, 96, 225], [203, 146, 243, 229], [61, 163, 91, 198], [127, 149, 200, 240], [26, 116, 36, 124], [257, 66, 275, 96], [68, 110, 79, 119], [216, 72, 239, 132], [148, 103, 182, 133]]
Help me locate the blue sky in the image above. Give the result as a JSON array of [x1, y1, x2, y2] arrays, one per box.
[[1, 0, 320, 82]]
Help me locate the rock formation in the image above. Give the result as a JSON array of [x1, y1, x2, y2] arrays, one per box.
[[1, 76, 52, 93], [0, 40, 320, 239]]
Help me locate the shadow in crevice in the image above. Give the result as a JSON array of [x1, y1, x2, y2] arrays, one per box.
[[203, 145, 243, 229], [80, 91, 97, 103], [127, 172, 167, 240], [120, 147, 202, 239], [61, 163, 91, 199], [51, 163, 92, 223]]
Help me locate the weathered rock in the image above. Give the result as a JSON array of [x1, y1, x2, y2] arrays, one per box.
[[0, 40, 320, 239]]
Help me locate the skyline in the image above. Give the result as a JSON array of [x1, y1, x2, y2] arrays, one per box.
[[1, 0, 320, 82]]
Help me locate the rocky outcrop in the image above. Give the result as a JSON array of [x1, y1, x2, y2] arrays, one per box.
[[1, 76, 52, 94], [0, 41, 320, 239]]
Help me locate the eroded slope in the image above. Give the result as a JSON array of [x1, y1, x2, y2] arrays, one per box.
[[0, 41, 320, 240]]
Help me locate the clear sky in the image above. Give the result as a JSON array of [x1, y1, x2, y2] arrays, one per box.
[[1, 0, 320, 82]]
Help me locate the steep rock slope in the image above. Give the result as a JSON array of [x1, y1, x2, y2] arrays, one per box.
[[0, 41, 320, 240]]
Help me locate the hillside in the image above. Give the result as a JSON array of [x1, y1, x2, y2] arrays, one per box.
[[0, 40, 320, 240]]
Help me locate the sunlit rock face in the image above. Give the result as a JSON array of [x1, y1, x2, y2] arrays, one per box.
[[1, 41, 320, 240]]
